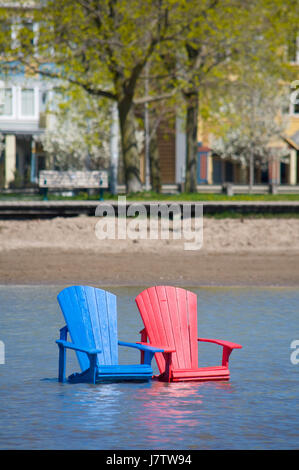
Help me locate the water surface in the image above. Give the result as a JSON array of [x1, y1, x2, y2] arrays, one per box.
[[0, 285, 298, 450]]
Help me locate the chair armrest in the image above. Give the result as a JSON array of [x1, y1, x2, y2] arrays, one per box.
[[118, 340, 167, 367], [118, 340, 164, 353], [56, 339, 101, 355], [138, 330, 176, 353], [198, 337, 242, 367], [135, 341, 175, 382], [198, 338, 242, 349], [137, 342, 176, 353]]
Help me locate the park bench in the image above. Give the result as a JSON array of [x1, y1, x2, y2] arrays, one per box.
[[38, 170, 109, 200]]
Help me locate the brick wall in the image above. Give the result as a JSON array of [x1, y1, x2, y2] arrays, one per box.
[[157, 120, 176, 184]]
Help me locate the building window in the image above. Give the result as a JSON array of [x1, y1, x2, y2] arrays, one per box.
[[0, 88, 13, 116], [290, 80, 299, 115], [21, 88, 35, 116], [291, 88, 299, 115], [288, 32, 299, 63]]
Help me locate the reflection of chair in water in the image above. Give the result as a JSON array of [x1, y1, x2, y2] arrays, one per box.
[[136, 286, 242, 382], [56, 285, 163, 384]]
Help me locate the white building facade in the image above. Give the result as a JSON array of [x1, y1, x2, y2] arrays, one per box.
[[0, 72, 51, 188]]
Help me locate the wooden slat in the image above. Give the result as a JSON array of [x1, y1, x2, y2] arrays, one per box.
[[136, 288, 166, 372], [156, 286, 179, 370], [68, 287, 93, 371], [97, 365, 152, 374], [186, 290, 198, 369], [105, 290, 119, 365], [75, 286, 96, 351], [172, 366, 230, 381], [94, 288, 111, 365], [176, 287, 192, 368], [86, 287, 107, 365], [165, 286, 185, 369], [172, 375, 229, 383]]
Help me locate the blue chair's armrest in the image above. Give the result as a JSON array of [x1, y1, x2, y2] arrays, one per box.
[[56, 339, 101, 355], [118, 340, 164, 353]]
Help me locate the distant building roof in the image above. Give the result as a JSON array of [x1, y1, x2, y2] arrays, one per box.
[[198, 144, 211, 153], [291, 130, 299, 148], [282, 132, 299, 151]]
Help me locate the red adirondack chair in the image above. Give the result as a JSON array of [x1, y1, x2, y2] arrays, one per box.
[[135, 286, 242, 382]]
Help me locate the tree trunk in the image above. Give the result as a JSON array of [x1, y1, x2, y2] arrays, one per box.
[[184, 90, 199, 193], [109, 102, 119, 195], [118, 98, 142, 193], [149, 130, 161, 193]]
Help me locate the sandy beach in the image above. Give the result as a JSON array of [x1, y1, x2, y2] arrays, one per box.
[[0, 216, 298, 286]]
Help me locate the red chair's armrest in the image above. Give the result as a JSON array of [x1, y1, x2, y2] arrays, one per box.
[[198, 338, 242, 367], [198, 338, 242, 349]]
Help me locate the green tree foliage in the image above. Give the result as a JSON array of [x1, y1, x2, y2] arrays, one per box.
[[39, 85, 112, 171]]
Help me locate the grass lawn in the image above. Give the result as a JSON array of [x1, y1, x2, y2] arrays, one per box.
[[113, 191, 299, 202], [1, 190, 299, 202], [1, 190, 299, 218]]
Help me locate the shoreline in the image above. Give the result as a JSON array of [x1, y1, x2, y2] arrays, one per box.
[[1, 216, 298, 287], [1, 248, 298, 287]]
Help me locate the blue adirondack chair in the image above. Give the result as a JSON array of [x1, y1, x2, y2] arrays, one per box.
[[56, 285, 163, 384]]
